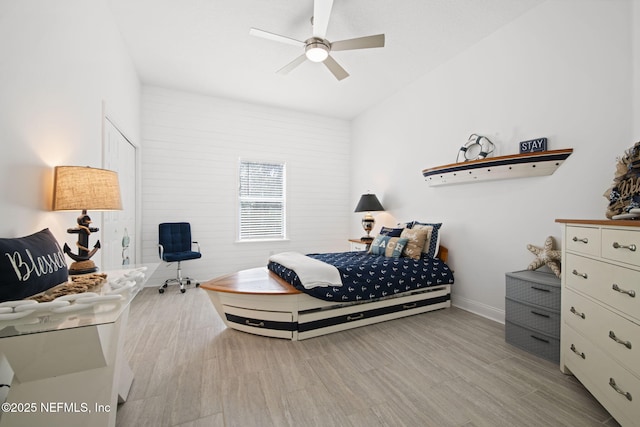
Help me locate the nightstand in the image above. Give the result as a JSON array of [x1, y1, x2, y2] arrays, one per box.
[[349, 238, 371, 251]]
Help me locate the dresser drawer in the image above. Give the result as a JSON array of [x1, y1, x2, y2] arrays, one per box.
[[505, 270, 560, 310], [563, 326, 640, 425], [602, 228, 640, 267], [565, 225, 601, 257], [565, 253, 640, 322], [564, 289, 640, 377], [505, 297, 560, 337]]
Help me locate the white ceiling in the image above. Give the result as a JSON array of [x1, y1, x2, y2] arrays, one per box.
[[107, 0, 544, 119]]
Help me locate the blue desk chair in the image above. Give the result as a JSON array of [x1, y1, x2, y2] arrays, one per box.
[[158, 222, 202, 294]]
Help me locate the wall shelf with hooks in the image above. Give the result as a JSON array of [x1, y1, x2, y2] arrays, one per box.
[[422, 149, 573, 187]]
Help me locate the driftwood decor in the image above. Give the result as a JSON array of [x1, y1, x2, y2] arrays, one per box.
[[604, 141, 640, 219]]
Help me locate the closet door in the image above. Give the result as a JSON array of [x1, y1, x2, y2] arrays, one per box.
[[102, 117, 137, 270]]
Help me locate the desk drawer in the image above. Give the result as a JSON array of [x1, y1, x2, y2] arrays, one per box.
[[602, 228, 640, 267], [566, 225, 601, 257]]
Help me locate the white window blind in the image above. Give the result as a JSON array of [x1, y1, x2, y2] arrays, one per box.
[[239, 160, 286, 240]]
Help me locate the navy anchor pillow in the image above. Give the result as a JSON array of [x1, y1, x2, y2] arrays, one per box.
[[0, 228, 68, 302]]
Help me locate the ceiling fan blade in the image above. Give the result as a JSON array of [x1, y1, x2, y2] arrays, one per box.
[[277, 54, 307, 75], [312, 0, 333, 39], [249, 28, 305, 47], [331, 34, 385, 51], [323, 55, 349, 81]]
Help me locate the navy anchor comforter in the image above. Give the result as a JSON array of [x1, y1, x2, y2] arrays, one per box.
[[268, 251, 454, 302]]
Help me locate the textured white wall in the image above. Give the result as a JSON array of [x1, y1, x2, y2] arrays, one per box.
[[0, 0, 140, 249], [351, 0, 636, 322], [141, 87, 351, 285]]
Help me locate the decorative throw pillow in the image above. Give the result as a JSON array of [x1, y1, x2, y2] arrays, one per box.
[[412, 222, 442, 258], [400, 227, 430, 260], [0, 228, 68, 302], [369, 236, 408, 258], [379, 226, 404, 237]]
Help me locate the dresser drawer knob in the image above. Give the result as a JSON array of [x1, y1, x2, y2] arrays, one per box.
[[612, 284, 636, 298], [572, 236, 588, 244], [609, 331, 632, 349], [572, 269, 588, 279], [612, 242, 637, 252], [570, 344, 586, 359], [609, 378, 633, 401], [570, 306, 586, 319]]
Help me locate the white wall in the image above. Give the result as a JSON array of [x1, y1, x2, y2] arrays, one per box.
[[141, 87, 351, 285], [0, 0, 140, 246], [351, 0, 635, 322], [634, 0, 640, 138]]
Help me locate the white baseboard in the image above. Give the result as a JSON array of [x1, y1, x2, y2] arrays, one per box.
[[452, 295, 505, 324]]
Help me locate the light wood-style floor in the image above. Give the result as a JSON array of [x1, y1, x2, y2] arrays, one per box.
[[116, 286, 620, 427]]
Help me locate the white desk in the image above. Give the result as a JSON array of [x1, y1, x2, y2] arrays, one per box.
[[0, 265, 156, 427]]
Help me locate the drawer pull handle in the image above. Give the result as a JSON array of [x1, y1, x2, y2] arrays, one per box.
[[403, 303, 417, 309], [609, 378, 633, 401], [572, 269, 588, 279], [347, 313, 364, 321], [530, 335, 549, 344], [531, 310, 550, 318], [572, 237, 588, 244], [531, 286, 550, 293], [612, 242, 637, 252], [245, 320, 265, 328], [612, 284, 636, 298], [569, 306, 586, 319], [570, 344, 586, 359], [609, 331, 632, 349]]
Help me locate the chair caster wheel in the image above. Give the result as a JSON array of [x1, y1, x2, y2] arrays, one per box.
[[162, 283, 168, 288], [159, 288, 165, 294], [195, 282, 200, 287], [186, 280, 191, 285], [180, 289, 186, 294]]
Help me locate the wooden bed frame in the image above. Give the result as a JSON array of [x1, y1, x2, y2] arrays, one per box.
[[201, 246, 451, 340]]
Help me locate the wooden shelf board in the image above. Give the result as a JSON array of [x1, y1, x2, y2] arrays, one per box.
[[422, 149, 573, 187]]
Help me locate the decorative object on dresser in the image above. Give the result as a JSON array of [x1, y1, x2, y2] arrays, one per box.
[[456, 133, 495, 163], [354, 193, 385, 241], [52, 166, 122, 274], [556, 219, 640, 427], [526, 235, 562, 278], [604, 140, 640, 220], [505, 270, 561, 363]]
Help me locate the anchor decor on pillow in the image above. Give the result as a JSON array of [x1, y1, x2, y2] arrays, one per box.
[[604, 141, 640, 219]]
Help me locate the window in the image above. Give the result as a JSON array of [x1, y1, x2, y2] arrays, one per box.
[[238, 160, 286, 240]]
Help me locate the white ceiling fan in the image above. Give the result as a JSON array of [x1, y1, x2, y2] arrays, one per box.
[[249, 0, 385, 81]]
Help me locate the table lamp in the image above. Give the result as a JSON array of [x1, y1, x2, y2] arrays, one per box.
[[354, 193, 384, 241], [52, 166, 122, 274]]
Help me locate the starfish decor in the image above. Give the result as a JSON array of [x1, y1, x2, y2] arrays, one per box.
[[527, 236, 561, 278]]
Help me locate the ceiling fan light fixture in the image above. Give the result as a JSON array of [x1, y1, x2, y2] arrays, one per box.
[[305, 39, 330, 62]]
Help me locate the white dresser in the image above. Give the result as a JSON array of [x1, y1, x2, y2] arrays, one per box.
[[557, 219, 640, 427]]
